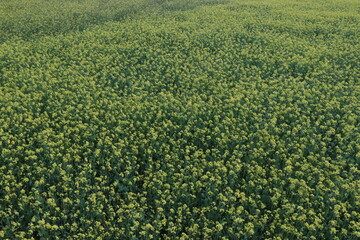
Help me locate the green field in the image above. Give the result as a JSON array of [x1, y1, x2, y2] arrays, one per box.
[[0, 0, 359, 239]]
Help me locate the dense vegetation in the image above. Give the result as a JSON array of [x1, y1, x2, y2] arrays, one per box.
[[1, 0, 359, 239]]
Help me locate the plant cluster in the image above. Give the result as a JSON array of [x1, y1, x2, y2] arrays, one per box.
[[0, 0, 359, 239]]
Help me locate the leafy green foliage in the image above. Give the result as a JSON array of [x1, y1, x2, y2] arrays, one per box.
[[0, 0, 359, 239]]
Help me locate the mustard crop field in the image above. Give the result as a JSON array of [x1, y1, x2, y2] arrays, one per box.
[[0, 0, 359, 239]]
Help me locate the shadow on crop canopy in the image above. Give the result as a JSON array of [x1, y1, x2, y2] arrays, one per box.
[[159, 0, 230, 12], [114, 0, 230, 21]]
